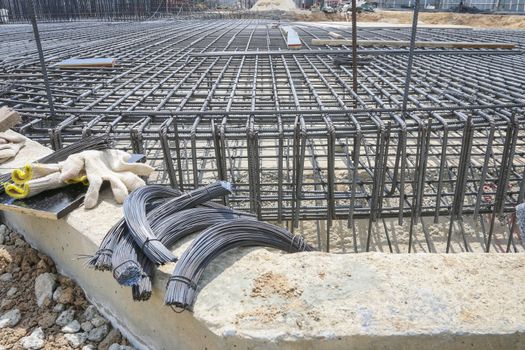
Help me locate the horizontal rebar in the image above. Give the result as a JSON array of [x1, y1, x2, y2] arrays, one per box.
[[2, 19, 525, 253]]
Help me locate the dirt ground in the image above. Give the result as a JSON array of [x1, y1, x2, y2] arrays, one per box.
[[0, 224, 133, 350], [292, 9, 525, 29]]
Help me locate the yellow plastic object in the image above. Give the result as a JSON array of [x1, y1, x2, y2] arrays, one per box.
[[4, 182, 30, 199], [65, 175, 89, 186], [11, 164, 32, 184]]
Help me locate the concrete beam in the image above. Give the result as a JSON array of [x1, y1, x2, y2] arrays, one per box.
[[2, 134, 525, 350]]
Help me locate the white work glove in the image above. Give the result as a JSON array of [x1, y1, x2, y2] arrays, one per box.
[[4, 171, 75, 199], [5, 149, 154, 209], [59, 149, 154, 209], [0, 132, 25, 164], [11, 163, 61, 184]]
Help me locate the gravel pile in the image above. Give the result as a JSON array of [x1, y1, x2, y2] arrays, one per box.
[[250, 0, 297, 11], [0, 224, 135, 350]]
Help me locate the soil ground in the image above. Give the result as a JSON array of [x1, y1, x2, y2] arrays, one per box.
[[291, 9, 525, 29]]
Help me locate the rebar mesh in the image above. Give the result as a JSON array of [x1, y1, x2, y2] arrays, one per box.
[[1, 19, 524, 253]]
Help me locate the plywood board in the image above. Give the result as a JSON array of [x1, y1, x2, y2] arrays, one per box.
[[55, 57, 116, 69], [310, 39, 516, 49], [328, 31, 344, 39], [281, 26, 302, 49]]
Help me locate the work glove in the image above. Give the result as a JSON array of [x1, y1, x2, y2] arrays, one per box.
[[4, 171, 87, 199], [5, 149, 154, 209], [59, 149, 154, 209], [0, 132, 25, 164], [11, 163, 61, 184]]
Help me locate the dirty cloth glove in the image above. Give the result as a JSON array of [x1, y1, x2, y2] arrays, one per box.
[[4, 172, 69, 199], [6, 149, 154, 209], [11, 163, 61, 184], [0, 132, 25, 164], [59, 149, 154, 209], [5, 171, 88, 199]]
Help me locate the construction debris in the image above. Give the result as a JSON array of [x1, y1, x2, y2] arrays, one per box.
[[250, 0, 297, 11], [0, 107, 21, 132]]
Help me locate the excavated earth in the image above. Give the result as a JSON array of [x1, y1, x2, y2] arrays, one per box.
[[291, 9, 525, 29]]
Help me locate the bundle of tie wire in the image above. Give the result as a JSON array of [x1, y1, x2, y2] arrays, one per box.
[[88, 180, 314, 305]]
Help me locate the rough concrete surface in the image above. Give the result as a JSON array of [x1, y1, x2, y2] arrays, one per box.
[[2, 133, 525, 350], [191, 250, 525, 348]]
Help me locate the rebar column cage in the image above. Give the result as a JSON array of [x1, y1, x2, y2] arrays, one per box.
[[1, 18, 524, 253]]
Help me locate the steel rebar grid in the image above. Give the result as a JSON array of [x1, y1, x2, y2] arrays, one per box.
[[1, 19, 525, 254]]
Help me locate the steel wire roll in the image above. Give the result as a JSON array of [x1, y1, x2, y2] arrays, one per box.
[[86, 218, 126, 270], [165, 220, 314, 310], [126, 207, 256, 294], [155, 207, 256, 246], [122, 181, 233, 265], [112, 233, 142, 286], [113, 206, 251, 294], [132, 252, 155, 301], [88, 185, 180, 270], [0, 135, 111, 195], [112, 183, 235, 286]]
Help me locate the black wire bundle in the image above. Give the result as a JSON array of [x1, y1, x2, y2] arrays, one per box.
[[87, 218, 126, 270], [124, 206, 256, 293], [112, 183, 235, 287], [132, 252, 155, 301], [155, 207, 256, 246], [112, 233, 142, 286], [0, 134, 111, 195], [87, 185, 180, 271], [164, 220, 314, 310], [92, 181, 313, 307], [129, 207, 246, 300], [123, 181, 233, 265]]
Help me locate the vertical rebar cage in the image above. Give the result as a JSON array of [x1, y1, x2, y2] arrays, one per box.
[[1, 18, 524, 253]]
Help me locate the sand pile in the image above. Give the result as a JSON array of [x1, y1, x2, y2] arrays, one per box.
[[250, 0, 297, 12]]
